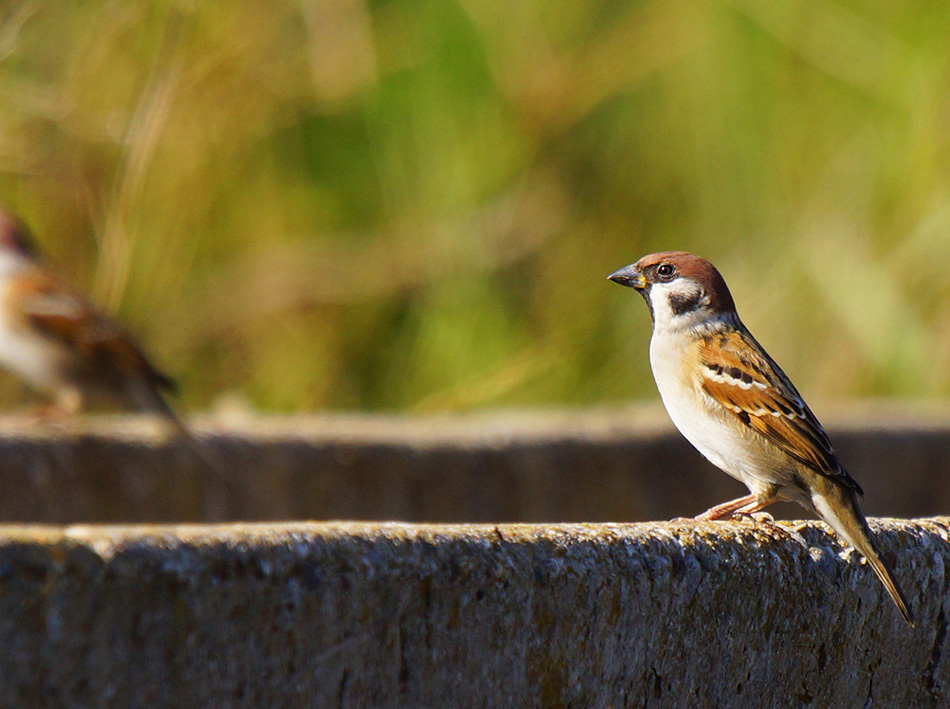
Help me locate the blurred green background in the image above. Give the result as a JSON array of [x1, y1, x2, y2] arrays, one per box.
[[0, 0, 948, 413]]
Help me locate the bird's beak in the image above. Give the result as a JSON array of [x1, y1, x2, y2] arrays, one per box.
[[607, 264, 646, 290]]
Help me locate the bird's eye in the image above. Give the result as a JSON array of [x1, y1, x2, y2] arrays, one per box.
[[656, 263, 675, 279]]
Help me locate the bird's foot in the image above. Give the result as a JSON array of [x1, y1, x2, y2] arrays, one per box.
[[731, 510, 775, 525], [731, 510, 798, 541], [23, 402, 71, 427]]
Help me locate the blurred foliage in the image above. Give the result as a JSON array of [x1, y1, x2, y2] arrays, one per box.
[[0, 0, 949, 412]]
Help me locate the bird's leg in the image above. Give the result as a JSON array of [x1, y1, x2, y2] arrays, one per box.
[[25, 402, 66, 423], [696, 494, 782, 522], [25, 389, 83, 426], [733, 496, 780, 517], [695, 494, 759, 521], [53, 388, 83, 417]]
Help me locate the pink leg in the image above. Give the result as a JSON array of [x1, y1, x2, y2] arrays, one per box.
[[696, 494, 780, 521], [695, 494, 758, 521], [733, 496, 780, 516]]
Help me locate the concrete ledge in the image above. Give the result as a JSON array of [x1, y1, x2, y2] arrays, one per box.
[[1, 519, 947, 706], [2, 403, 950, 523]]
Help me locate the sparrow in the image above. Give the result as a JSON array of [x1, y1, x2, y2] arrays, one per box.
[[0, 207, 227, 488], [608, 251, 914, 626]]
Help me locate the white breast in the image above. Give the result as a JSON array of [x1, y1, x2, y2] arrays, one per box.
[[649, 328, 792, 496], [0, 270, 64, 395]]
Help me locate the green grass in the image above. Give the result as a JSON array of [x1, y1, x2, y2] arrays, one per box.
[[0, 0, 948, 412]]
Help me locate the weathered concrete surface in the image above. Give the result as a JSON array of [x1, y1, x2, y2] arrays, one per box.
[[0, 402, 948, 523], [0, 519, 946, 707]]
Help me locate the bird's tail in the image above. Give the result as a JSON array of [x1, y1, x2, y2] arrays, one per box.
[[134, 386, 234, 520], [812, 483, 914, 626]]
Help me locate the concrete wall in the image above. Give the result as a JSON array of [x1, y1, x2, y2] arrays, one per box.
[[1, 404, 949, 705], [0, 403, 948, 524], [1, 520, 946, 707]]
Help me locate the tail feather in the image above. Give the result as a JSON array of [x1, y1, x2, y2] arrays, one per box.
[[812, 486, 915, 626], [132, 385, 235, 520]]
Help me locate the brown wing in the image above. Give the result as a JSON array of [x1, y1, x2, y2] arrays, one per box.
[[695, 326, 861, 493], [9, 269, 176, 392]]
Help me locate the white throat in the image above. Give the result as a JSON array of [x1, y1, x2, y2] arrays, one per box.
[[647, 279, 711, 334], [0, 250, 32, 279]]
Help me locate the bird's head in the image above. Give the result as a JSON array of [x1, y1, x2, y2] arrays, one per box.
[[608, 251, 736, 330]]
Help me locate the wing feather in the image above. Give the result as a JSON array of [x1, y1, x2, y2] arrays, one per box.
[[696, 328, 861, 494], [9, 270, 176, 392]]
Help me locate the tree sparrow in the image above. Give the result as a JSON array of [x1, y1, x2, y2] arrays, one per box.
[[608, 251, 914, 625], [0, 208, 223, 474]]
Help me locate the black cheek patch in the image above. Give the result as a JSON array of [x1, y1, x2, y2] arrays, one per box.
[[668, 290, 703, 316]]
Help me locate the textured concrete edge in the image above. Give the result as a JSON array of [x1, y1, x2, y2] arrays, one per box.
[[2, 514, 943, 542], [2, 400, 950, 444], [0, 404, 949, 524], [5, 515, 946, 565], [31, 516, 950, 635], [0, 518, 948, 706]]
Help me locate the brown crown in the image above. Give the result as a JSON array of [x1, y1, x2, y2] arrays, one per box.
[[635, 251, 736, 313]]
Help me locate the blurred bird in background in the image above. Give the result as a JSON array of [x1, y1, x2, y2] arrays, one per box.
[[0, 207, 228, 494]]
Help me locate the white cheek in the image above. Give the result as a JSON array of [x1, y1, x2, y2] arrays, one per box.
[[648, 280, 704, 330], [0, 251, 28, 278]]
